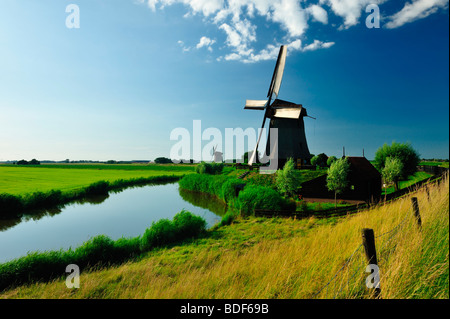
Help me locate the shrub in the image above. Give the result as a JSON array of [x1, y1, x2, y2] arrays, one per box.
[[140, 219, 177, 251], [221, 178, 244, 203], [173, 210, 207, 240], [238, 185, 293, 215], [195, 162, 224, 175], [140, 211, 206, 251]]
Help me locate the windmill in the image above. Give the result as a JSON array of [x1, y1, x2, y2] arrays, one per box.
[[211, 145, 223, 163], [245, 45, 313, 169]]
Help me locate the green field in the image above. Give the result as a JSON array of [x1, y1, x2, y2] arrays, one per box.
[[382, 171, 433, 195], [0, 164, 194, 195], [420, 161, 449, 168]]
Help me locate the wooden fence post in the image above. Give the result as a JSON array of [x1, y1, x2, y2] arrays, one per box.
[[425, 185, 431, 202], [411, 197, 422, 229], [362, 228, 381, 298]]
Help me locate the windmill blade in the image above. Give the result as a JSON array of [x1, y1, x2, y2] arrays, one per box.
[[249, 115, 268, 166], [267, 45, 287, 99], [273, 108, 302, 119], [245, 100, 268, 110]]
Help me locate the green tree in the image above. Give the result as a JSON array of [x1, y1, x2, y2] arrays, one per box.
[[154, 157, 173, 164], [382, 157, 403, 193], [311, 153, 328, 168], [374, 142, 420, 179], [276, 158, 300, 197], [327, 157, 351, 208], [310, 155, 319, 167], [327, 156, 337, 167]]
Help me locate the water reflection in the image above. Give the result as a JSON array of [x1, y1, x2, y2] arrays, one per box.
[[178, 188, 228, 217]]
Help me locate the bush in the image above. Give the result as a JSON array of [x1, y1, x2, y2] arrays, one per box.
[[195, 162, 224, 175], [140, 219, 177, 251], [140, 211, 206, 251], [173, 210, 207, 240], [238, 185, 294, 215], [221, 178, 244, 203]]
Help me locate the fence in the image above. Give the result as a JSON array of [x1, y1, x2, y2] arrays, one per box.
[[310, 195, 424, 299]]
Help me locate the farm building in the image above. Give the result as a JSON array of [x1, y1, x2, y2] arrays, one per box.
[[300, 157, 382, 203]]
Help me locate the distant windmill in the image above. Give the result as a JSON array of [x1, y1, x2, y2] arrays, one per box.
[[244, 45, 313, 169], [211, 145, 223, 163]]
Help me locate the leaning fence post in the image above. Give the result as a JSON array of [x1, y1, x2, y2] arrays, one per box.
[[425, 185, 431, 202], [362, 228, 381, 298], [411, 197, 422, 229]]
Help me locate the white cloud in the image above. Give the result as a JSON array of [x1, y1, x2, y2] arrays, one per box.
[[321, 0, 386, 28], [307, 4, 329, 24], [271, 0, 309, 37], [138, 0, 448, 63], [385, 0, 449, 29], [196, 36, 216, 49], [302, 39, 336, 51]]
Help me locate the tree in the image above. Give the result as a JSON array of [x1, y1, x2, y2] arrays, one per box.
[[154, 157, 173, 164], [311, 153, 328, 168], [382, 157, 403, 194], [327, 157, 351, 208], [276, 158, 300, 197], [327, 156, 337, 167], [29, 159, 40, 165], [310, 155, 319, 167], [374, 142, 420, 179]]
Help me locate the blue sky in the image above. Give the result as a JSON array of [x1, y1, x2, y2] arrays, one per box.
[[0, 0, 448, 162]]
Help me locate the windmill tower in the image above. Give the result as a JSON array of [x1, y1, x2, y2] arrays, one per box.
[[244, 45, 312, 169], [211, 145, 223, 163]]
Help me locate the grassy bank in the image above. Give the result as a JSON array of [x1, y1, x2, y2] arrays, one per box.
[[0, 175, 182, 217], [3, 174, 447, 299], [0, 210, 206, 291]]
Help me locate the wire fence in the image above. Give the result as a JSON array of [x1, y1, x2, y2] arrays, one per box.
[[310, 190, 420, 299]]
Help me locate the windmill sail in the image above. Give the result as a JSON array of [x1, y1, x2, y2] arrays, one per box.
[[267, 45, 287, 99], [245, 100, 268, 110]]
